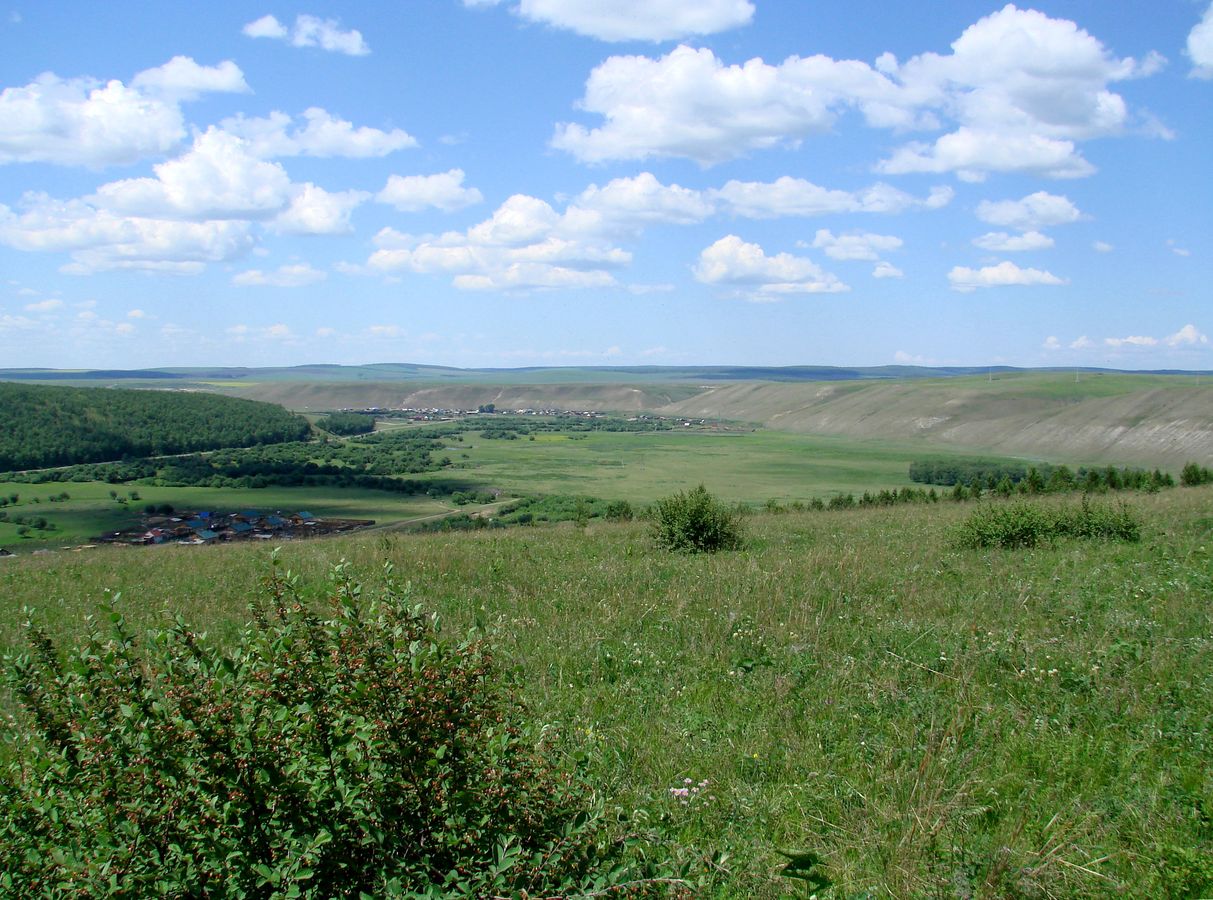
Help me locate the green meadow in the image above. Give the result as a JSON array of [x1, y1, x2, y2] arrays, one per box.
[[0, 423, 1044, 551], [2, 487, 1211, 896], [441, 426, 1018, 505]]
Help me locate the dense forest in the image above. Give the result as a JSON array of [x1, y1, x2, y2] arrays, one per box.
[[0, 426, 454, 493], [0, 383, 311, 471], [316, 412, 376, 436]]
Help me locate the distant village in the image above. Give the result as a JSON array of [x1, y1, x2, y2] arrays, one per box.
[[354, 406, 721, 429], [354, 405, 617, 421], [100, 509, 375, 547]]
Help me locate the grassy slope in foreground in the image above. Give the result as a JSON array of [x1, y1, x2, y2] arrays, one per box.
[[3, 486, 1211, 896]]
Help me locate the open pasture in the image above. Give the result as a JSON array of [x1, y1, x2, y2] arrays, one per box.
[[2, 487, 1210, 895], [442, 425, 1025, 505]]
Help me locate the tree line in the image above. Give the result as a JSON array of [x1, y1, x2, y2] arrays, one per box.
[[0, 383, 311, 472], [909, 458, 1175, 493], [316, 412, 376, 436], [0, 427, 454, 492]]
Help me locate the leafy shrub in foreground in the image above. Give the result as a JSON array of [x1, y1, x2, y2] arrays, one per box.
[[651, 484, 743, 553], [0, 561, 679, 898], [956, 497, 1141, 549]]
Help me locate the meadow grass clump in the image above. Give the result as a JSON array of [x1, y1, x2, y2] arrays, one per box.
[[651, 484, 744, 553], [956, 496, 1141, 548], [0, 559, 682, 898]]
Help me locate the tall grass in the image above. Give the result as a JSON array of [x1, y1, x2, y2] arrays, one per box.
[[1, 487, 1211, 896]]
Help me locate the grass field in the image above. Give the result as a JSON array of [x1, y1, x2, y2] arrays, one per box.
[[0, 421, 1061, 553], [442, 426, 1013, 505], [2, 486, 1211, 895]]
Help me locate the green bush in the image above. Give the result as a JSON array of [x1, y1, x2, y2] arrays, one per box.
[[956, 497, 1141, 549], [0, 561, 679, 898], [651, 484, 743, 553], [604, 499, 634, 521], [1181, 461, 1213, 486]]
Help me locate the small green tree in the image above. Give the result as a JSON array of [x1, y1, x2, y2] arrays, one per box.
[[651, 484, 743, 553]]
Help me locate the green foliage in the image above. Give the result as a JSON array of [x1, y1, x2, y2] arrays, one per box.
[[605, 499, 634, 521], [316, 412, 376, 436], [651, 484, 743, 553], [0, 383, 311, 472], [1181, 461, 1213, 486], [1156, 844, 1213, 898], [955, 497, 1141, 548], [909, 457, 1028, 487], [0, 562, 678, 898], [1, 427, 456, 493], [910, 457, 1174, 495]]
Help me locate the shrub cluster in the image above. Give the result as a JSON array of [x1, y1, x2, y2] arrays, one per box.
[[1181, 462, 1213, 486], [955, 497, 1142, 549], [651, 484, 744, 553], [0, 562, 677, 898]]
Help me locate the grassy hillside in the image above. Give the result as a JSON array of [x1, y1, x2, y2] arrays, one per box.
[[2, 487, 1211, 896], [0, 383, 310, 471], [207, 380, 705, 412], [657, 372, 1213, 468], [219, 371, 1213, 469]]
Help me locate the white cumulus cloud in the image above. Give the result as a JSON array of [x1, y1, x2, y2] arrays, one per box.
[[714, 178, 951, 218], [1104, 334, 1157, 348], [554, 5, 1159, 177], [972, 231, 1055, 252], [376, 170, 483, 212], [273, 184, 368, 235], [93, 128, 294, 221], [694, 235, 847, 300], [1188, 2, 1213, 78], [366, 194, 630, 292], [879, 129, 1095, 181], [220, 108, 416, 158], [811, 229, 902, 261], [0, 193, 255, 274], [948, 261, 1067, 292], [467, 0, 754, 42], [976, 192, 1082, 231], [0, 58, 247, 168], [552, 44, 897, 165], [233, 264, 327, 287], [243, 14, 369, 55], [129, 56, 248, 101], [573, 172, 714, 226]]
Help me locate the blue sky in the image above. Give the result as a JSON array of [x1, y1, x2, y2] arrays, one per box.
[[1, 1, 1210, 370]]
